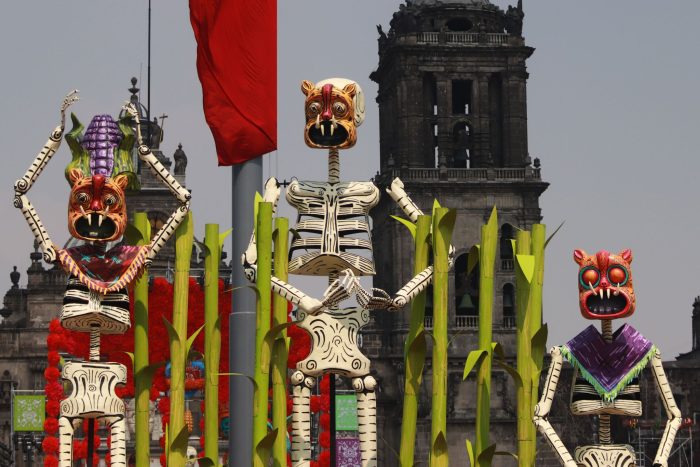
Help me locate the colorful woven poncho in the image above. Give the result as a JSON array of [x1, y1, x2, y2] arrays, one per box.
[[561, 323, 656, 402]]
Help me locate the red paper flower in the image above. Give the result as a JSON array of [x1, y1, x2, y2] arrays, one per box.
[[41, 436, 59, 454], [44, 366, 60, 382], [160, 453, 167, 467], [318, 450, 331, 467], [45, 381, 64, 401], [43, 417, 58, 434], [319, 376, 330, 392], [319, 394, 330, 412], [319, 431, 331, 448], [49, 319, 62, 333], [46, 334, 62, 351], [47, 351, 60, 366], [310, 396, 321, 413], [46, 400, 60, 417], [319, 413, 330, 430], [43, 455, 58, 467]]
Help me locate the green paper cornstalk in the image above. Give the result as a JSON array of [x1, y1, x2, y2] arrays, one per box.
[[399, 215, 431, 467], [475, 207, 498, 465], [133, 212, 151, 467], [514, 229, 533, 466], [271, 217, 289, 467], [430, 207, 456, 467], [513, 225, 547, 467], [168, 212, 194, 466], [204, 223, 221, 464], [252, 202, 273, 467]]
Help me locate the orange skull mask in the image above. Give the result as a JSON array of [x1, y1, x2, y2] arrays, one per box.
[[67, 168, 128, 242], [574, 249, 636, 320], [301, 78, 365, 150]]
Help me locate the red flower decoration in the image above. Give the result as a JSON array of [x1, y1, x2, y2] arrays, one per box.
[[319, 431, 331, 448], [318, 450, 331, 467], [319, 394, 330, 412], [160, 453, 167, 467], [46, 400, 60, 417], [45, 381, 64, 401], [47, 351, 60, 366], [46, 334, 62, 352], [43, 366, 60, 382], [43, 455, 58, 467], [41, 436, 59, 454], [310, 396, 321, 413], [49, 319, 62, 333], [319, 376, 330, 392], [43, 417, 58, 434], [319, 413, 330, 430]]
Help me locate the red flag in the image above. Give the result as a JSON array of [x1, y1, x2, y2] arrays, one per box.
[[190, 0, 277, 165]]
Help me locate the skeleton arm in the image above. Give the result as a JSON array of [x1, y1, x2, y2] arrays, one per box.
[[533, 346, 578, 467], [240, 178, 354, 314], [650, 349, 682, 467], [357, 177, 454, 311], [13, 90, 80, 263], [123, 103, 191, 262]]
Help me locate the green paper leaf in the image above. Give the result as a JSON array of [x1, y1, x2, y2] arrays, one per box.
[[122, 351, 134, 365], [494, 359, 523, 390], [255, 428, 278, 463], [261, 322, 297, 373], [219, 227, 234, 248], [463, 349, 488, 380], [490, 342, 504, 360], [432, 198, 442, 212], [196, 239, 210, 257], [197, 457, 216, 467], [515, 254, 535, 284], [531, 323, 549, 372], [135, 362, 165, 385], [544, 220, 565, 248], [186, 324, 205, 358], [391, 215, 418, 239], [404, 330, 427, 394], [123, 223, 146, 246], [218, 372, 258, 391], [486, 206, 498, 229], [466, 439, 475, 467], [477, 443, 497, 466], [169, 425, 190, 457], [162, 317, 181, 345], [430, 431, 449, 467], [494, 451, 518, 461]]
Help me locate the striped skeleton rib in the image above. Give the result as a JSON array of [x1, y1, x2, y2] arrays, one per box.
[[650, 349, 682, 466]]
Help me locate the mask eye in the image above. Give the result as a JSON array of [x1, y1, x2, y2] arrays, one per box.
[[332, 102, 347, 116], [579, 267, 600, 289], [75, 192, 90, 204], [307, 102, 321, 117], [607, 266, 628, 286], [103, 194, 117, 207]]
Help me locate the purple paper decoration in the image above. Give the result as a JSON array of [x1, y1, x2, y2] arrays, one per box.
[[337, 436, 362, 466], [81, 114, 122, 176]]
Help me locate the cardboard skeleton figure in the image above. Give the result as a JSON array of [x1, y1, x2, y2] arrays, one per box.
[[534, 249, 681, 467], [13, 91, 190, 466], [243, 78, 452, 467]]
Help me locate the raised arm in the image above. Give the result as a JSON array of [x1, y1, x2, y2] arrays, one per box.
[[122, 103, 191, 262], [13, 90, 79, 263], [533, 346, 577, 467], [650, 349, 682, 467]]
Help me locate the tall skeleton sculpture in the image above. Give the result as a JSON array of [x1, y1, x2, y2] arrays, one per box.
[[534, 249, 681, 467], [13, 91, 190, 466], [243, 78, 453, 467]]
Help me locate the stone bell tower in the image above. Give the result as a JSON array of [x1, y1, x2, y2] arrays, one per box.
[[365, 0, 548, 464]]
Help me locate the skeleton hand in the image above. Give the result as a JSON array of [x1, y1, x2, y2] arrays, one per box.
[[356, 286, 400, 310], [59, 90, 80, 129], [298, 296, 324, 315], [320, 269, 359, 309], [121, 101, 141, 124]]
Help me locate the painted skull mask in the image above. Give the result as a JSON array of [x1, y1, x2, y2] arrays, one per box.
[[574, 249, 636, 320], [301, 78, 365, 150], [67, 168, 128, 242]]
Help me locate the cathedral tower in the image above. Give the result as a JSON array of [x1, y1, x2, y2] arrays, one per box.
[[366, 1, 548, 463]]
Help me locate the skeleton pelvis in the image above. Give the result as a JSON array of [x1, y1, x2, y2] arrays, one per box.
[[60, 361, 126, 418], [574, 444, 635, 467]]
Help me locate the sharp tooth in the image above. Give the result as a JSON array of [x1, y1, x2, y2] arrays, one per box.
[[105, 205, 110, 213], [607, 289, 610, 299], [98, 214, 104, 227], [330, 124, 335, 136], [321, 124, 325, 136], [599, 289, 604, 299], [80, 206, 90, 224], [315, 115, 320, 129], [588, 282, 596, 293]]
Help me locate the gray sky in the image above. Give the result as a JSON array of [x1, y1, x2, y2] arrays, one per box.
[[1, 1, 699, 358]]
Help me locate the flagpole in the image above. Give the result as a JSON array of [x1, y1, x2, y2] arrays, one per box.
[[230, 157, 262, 466]]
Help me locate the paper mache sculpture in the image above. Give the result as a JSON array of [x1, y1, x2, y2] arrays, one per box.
[[533, 249, 681, 467], [242, 78, 453, 467], [13, 91, 190, 466]]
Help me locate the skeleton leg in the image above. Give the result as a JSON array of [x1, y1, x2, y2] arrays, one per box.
[[291, 370, 315, 467], [106, 416, 128, 467], [533, 346, 577, 467], [650, 349, 681, 467], [353, 375, 378, 467], [58, 416, 75, 467]]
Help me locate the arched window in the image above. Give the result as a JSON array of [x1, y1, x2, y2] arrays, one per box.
[[452, 122, 471, 168], [499, 223, 515, 270], [454, 253, 479, 318], [502, 283, 515, 328]]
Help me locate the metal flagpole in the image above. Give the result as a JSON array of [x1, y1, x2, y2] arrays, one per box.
[[230, 158, 262, 465]]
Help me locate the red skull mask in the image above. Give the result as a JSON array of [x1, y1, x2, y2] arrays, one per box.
[[67, 168, 128, 242], [574, 249, 636, 320]]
